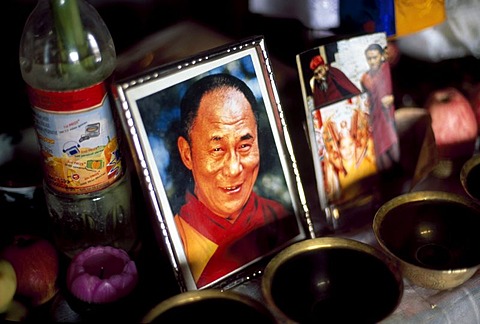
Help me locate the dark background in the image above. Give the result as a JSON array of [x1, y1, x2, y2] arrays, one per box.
[[7, 0, 480, 134]]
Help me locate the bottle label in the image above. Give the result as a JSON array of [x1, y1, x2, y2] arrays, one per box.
[[28, 82, 123, 194]]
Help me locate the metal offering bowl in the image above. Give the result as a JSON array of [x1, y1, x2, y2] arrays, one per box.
[[141, 289, 276, 323], [261, 237, 403, 323], [373, 191, 480, 290]]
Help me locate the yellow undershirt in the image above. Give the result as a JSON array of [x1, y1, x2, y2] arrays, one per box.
[[174, 215, 218, 283]]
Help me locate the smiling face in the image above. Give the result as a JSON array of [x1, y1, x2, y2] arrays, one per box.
[[177, 86, 260, 220]]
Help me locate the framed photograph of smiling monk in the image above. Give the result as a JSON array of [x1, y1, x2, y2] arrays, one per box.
[[113, 36, 312, 291]]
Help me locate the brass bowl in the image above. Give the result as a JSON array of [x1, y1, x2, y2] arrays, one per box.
[[373, 191, 480, 290], [261, 237, 403, 323], [141, 289, 276, 323], [460, 154, 480, 202]]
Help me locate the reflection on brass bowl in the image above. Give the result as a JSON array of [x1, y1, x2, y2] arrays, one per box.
[[460, 154, 480, 202], [141, 289, 276, 323], [261, 237, 403, 323], [373, 191, 480, 290]]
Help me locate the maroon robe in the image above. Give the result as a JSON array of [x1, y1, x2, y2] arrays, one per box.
[[360, 62, 398, 157], [177, 190, 298, 287], [312, 66, 362, 108]]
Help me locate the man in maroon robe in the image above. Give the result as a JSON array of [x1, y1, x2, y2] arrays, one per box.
[[309, 55, 361, 108], [360, 43, 400, 171], [174, 73, 299, 288], [175, 190, 296, 287]]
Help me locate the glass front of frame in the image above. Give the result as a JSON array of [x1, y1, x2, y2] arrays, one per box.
[[114, 37, 311, 291]]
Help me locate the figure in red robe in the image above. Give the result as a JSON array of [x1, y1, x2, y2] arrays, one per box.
[[309, 55, 361, 108], [174, 73, 300, 288], [175, 191, 297, 288], [360, 44, 400, 171]]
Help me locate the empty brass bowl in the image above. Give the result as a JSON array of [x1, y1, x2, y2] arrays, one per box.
[[373, 190, 480, 290], [261, 237, 403, 323], [141, 289, 276, 323]]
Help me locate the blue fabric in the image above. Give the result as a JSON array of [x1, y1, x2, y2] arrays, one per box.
[[336, 0, 396, 37]]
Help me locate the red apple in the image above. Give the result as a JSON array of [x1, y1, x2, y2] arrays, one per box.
[[0, 234, 59, 307], [468, 83, 480, 133], [425, 87, 478, 159]]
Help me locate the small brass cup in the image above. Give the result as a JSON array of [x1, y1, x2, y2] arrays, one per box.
[[374, 190, 480, 290]]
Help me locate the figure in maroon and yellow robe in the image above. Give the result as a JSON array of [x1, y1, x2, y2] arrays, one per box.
[[175, 191, 297, 288]]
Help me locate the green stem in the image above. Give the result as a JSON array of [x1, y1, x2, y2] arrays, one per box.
[[50, 0, 93, 74]]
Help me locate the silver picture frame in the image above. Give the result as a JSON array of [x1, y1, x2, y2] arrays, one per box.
[[113, 36, 312, 291]]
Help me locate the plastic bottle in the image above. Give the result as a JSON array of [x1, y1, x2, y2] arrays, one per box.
[[19, 0, 137, 258]]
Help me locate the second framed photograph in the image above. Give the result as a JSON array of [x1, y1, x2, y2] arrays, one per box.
[[296, 32, 400, 229], [113, 36, 311, 291]]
